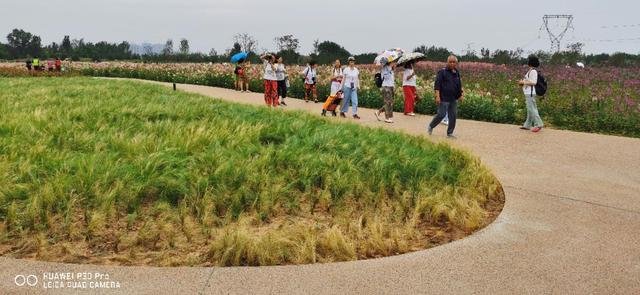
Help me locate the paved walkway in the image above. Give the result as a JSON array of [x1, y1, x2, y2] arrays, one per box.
[[2, 80, 639, 294]]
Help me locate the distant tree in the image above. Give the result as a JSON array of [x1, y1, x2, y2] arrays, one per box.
[[61, 35, 72, 58], [162, 39, 174, 55], [143, 44, 155, 56], [414, 45, 451, 62], [480, 48, 491, 60], [228, 42, 242, 56], [353, 52, 377, 64], [312, 40, 351, 64], [0, 43, 8, 59], [274, 35, 299, 52], [6, 29, 42, 58], [490, 48, 523, 65], [312, 39, 320, 55], [274, 35, 301, 63], [179, 38, 189, 55], [209, 48, 218, 56], [233, 33, 257, 53]]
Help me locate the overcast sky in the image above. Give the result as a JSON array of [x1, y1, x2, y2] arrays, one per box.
[[2, 0, 639, 55]]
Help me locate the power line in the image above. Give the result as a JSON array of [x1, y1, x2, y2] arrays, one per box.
[[600, 24, 640, 29]]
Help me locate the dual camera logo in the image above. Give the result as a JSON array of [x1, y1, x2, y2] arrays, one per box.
[[14, 274, 38, 287]]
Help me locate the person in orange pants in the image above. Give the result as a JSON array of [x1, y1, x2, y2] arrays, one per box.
[[261, 54, 279, 107]]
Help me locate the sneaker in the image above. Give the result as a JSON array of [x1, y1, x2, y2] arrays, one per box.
[[384, 118, 394, 123], [427, 125, 433, 135], [314, 99, 318, 103], [519, 126, 530, 130], [532, 127, 542, 133], [374, 111, 381, 121], [353, 114, 361, 120], [442, 120, 449, 126], [340, 112, 346, 118], [280, 101, 287, 106], [447, 134, 457, 139]]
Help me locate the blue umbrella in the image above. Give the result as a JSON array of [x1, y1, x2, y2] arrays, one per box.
[[231, 52, 248, 63]]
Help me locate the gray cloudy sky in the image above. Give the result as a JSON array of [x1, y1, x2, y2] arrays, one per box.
[[2, 0, 639, 55]]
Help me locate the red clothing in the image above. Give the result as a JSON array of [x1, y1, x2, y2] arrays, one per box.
[[403, 85, 417, 114], [264, 80, 279, 106]]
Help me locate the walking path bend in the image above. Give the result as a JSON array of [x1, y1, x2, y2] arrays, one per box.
[[1, 80, 639, 294]]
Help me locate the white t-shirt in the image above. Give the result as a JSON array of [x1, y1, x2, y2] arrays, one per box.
[[523, 69, 538, 95], [303, 66, 316, 85], [332, 67, 343, 82], [381, 65, 395, 87], [263, 61, 277, 81], [403, 68, 417, 87], [275, 64, 286, 81], [342, 66, 359, 89]]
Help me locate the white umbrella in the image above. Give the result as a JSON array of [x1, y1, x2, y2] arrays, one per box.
[[396, 52, 425, 66], [374, 49, 404, 65]]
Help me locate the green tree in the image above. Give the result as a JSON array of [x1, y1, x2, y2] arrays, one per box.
[[311, 41, 351, 64], [162, 39, 174, 56], [275, 35, 301, 64], [0, 43, 8, 59], [6, 29, 42, 58], [179, 38, 189, 55], [414, 45, 451, 62], [61, 35, 72, 58]]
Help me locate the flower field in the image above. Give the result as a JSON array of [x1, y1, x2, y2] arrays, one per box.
[[1, 61, 639, 137]]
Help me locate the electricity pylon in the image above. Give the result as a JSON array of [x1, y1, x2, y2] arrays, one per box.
[[540, 15, 574, 52]]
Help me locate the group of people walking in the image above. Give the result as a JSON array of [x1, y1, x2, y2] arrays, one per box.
[[238, 53, 545, 138]]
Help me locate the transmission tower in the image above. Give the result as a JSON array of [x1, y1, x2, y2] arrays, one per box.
[[540, 15, 574, 52]]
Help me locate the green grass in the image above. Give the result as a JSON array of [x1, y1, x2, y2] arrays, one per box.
[[0, 77, 503, 266]]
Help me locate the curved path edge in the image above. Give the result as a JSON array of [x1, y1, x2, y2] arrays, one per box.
[[1, 79, 639, 294]]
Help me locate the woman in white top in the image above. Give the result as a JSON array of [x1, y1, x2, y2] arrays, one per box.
[[518, 55, 544, 132], [330, 59, 344, 95], [402, 61, 418, 116], [261, 53, 279, 107], [338, 56, 360, 119], [375, 60, 397, 123], [275, 56, 288, 106]]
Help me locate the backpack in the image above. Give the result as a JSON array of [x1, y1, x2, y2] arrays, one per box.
[[535, 71, 548, 96], [375, 73, 383, 88]]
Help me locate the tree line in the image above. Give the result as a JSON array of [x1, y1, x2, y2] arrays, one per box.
[[1, 28, 639, 67]]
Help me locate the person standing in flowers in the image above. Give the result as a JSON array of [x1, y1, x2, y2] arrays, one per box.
[[330, 59, 344, 95], [240, 60, 251, 92], [234, 59, 244, 91], [339, 57, 361, 119], [428, 55, 464, 138], [303, 61, 318, 103], [375, 60, 397, 123], [55, 57, 62, 72], [402, 61, 418, 116], [261, 54, 279, 107], [518, 55, 544, 132], [275, 56, 288, 106]]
